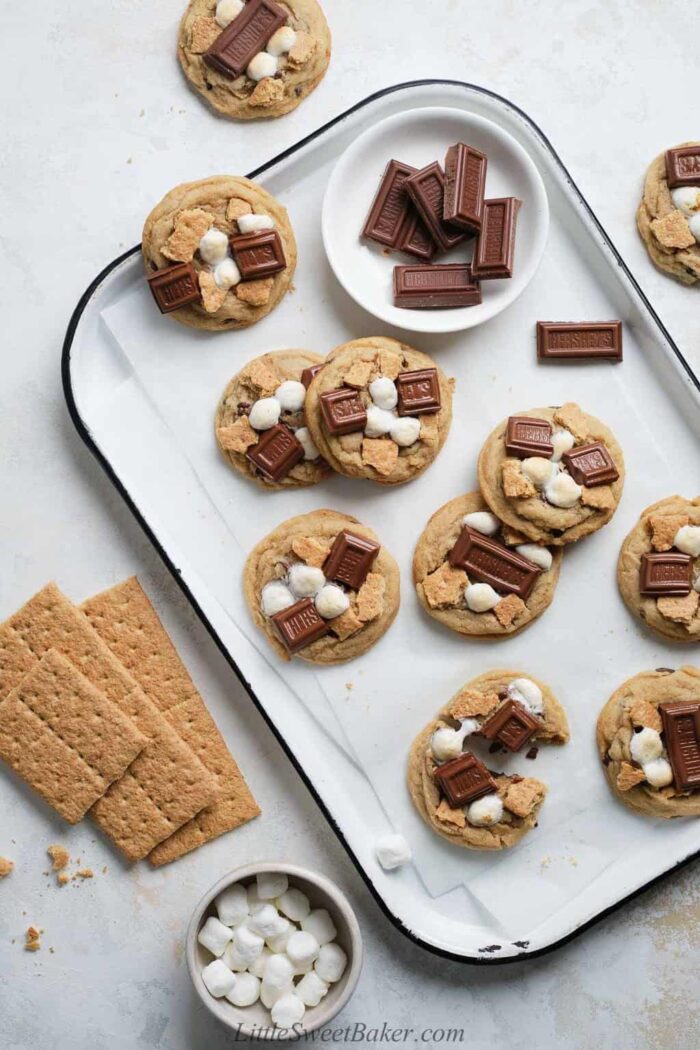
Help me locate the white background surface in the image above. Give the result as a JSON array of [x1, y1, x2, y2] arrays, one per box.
[[2, 2, 699, 1047]]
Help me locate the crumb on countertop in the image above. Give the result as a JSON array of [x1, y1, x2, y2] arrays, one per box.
[[47, 845, 69, 871], [25, 926, 41, 952], [74, 868, 93, 880], [0, 856, 14, 878]]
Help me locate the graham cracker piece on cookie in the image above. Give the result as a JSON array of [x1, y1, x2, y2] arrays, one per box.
[[342, 358, 373, 389], [362, 438, 398, 477], [0, 650, 147, 824], [377, 348, 402, 380], [291, 536, 331, 568], [328, 606, 364, 641], [0, 583, 219, 861], [553, 403, 589, 442], [448, 688, 499, 720], [648, 513, 689, 551], [249, 78, 285, 108], [287, 31, 316, 68], [656, 591, 699, 624], [217, 417, 258, 453], [199, 271, 228, 313], [581, 486, 616, 511], [628, 698, 662, 733], [226, 198, 253, 224], [162, 208, 213, 262], [616, 762, 646, 792], [503, 777, 545, 818], [650, 210, 695, 250], [356, 573, 385, 622], [421, 562, 467, 609], [236, 278, 273, 306], [189, 16, 220, 54], [435, 798, 466, 828], [502, 460, 536, 499], [82, 578, 259, 866], [493, 593, 526, 627], [245, 358, 279, 397]]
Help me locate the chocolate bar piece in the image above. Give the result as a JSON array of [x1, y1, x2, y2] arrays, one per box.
[[537, 322, 623, 362], [204, 0, 286, 78], [443, 143, 487, 232], [505, 416, 554, 458], [471, 197, 521, 279], [271, 598, 329, 654], [323, 530, 380, 590], [639, 552, 693, 597], [319, 387, 367, 436], [301, 364, 324, 389], [480, 700, 541, 752], [434, 752, 497, 808], [246, 423, 304, 481], [393, 264, 481, 309], [362, 160, 436, 261], [231, 230, 286, 280], [562, 442, 619, 487], [665, 146, 700, 189], [396, 368, 441, 416], [449, 526, 541, 600], [404, 162, 467, 253], [146, 262, 200, 313], [660, 701, 700, 792]]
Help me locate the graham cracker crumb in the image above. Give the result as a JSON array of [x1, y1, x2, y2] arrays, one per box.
[[435, 798, 466, 827], [245, 358, 279, 397], [217, 417, 258, 453], [377, 348, 402, 380], [651, 210, 695, 250], [75, 868, 93, 880], [328, 606, 364, 641], [449, 688, 499, 720], [357, 573, 386, 622], [648, 513, 690, 552], [500, 525, 528, 546], [189, 16, 221, 54], [291, 536, 331, 568], [47, 845, 69, 872], [343, 358, 374, 389], [162, 208, 213, 262], [287, 30, 316, 68], [657, 591, 699, 624], [226, 198, 253, 224], [581, 485, 616, 511], [502, 460, 536, 498], [628, 698, 663, 733], [338, 431, 363, 453], [362, 437, 398, 476], [421, 562, 468, 609], [57, 873, 70, 887], [503, 777, 545, 818], [0, 857, 13, 878], [617, 761, 646, 792], [199, 270, 228, 313], [249, 77, 285, 108], [25, 926, 41, 952], [553, 403, 589, 441], [236, 277, 273, 306], [493, 593, 526, 627]]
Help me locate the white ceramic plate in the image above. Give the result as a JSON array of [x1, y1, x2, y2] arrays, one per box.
[[322, 106, 549, 334]]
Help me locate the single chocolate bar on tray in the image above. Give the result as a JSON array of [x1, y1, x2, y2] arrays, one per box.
[[471, 197, 521, 279], [404, 162, 467, 253], [536, 321, 623, 362], [443, 143, 487, 233], [362, 159, 436, 261], [393, 263, 481, 309]]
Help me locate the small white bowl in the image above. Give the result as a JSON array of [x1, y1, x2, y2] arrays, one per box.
[[322, 106, 549, 334], [187, 863, 363, 1041]]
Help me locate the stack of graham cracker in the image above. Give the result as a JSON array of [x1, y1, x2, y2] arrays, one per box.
[[0, 577, 259, 865]]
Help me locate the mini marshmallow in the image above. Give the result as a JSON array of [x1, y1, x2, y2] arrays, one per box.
[[286, 930, 320, 968], [266, 25, 297, 57], [248, 947, 272, 979], [688, 213, 700, 244], [674, 524, 700, 557], [465, 582, 500, 612], [300, 909, 336, 946], [214, 257, 241, 290], [643, 757, 674, 789], [215, 0, 244, 28], [544, 471, 582, 508], [198, 227, 229, 265], [295, 426, 320, 461], [274, 380, 306, 413], [247, 51, 278, 81], [521, 456, 556, 488], [296, 970, 329, 1007], [215, 882, 249, 926], [249, 397, 281, 431], [271, 992, 306, 1029], [247, 882, 266, 913], [261, 980, 294, 1009], [630, 727, 663, 765], [257, 871, 289, 900], [467, 793, 504, 827], [248, 904, 283, 939], [671, 186, 700, 215], [198, 916, 233, 957], [222, 941, 251, 972], [515, 543, 553, 571], [227, 971, 261, 1007], [375, 832, 412, 870], [288, 563, 326, 598], [238, 213, 275, 234], [430, 721, 477, 763], [266, 916, 294, 954], [202, 959, 236, 998], [277, 887, 311, 922], [315, 583, 350, 619], [261, 581, 295, 617], [507, 678, 544, 716], [233, 922, 265, 961], [364, 404, 396, 437], [550, 428, 575, 462], [263, 952, 296, 990], [462, 511, 500, 536], [390, 416, 421, 447], [314, 942, 348, 983], [369, 376, 398, 411]]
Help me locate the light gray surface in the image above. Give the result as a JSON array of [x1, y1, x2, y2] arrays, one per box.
[[1, 2, 699, 1047]]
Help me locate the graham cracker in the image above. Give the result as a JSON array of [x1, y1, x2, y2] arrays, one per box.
[[0, 650, 147, 824], [81, 577, 259, 866], [0, 584, 219, 861]]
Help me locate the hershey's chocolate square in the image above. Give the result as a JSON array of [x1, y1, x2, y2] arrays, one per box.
[[319, 387, 367, 436], [449, 526, 541, 600], [396, 368, 441, 416], [246, 423, 304, 482], [562, 441, 619, 487], [665, 146, 700, 189], [639, 552, 693, 597], [480, 700, 541, 752], [204, 0, 286, 78], [301, 364, 324, 389], [434, 752, 497, 808], [271, 597, 329, 654], [660, 701, 700, 791], [230, 229, 286, 280], [323, 530, 380, 590], [146, 262, 200, 313], [504, 416, 554, 458]]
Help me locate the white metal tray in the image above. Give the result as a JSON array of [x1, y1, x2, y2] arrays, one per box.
[[63, 81, 700, 963]]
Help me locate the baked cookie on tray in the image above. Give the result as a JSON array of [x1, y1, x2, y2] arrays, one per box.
[[304, 337, 454, 486], [478, 402, 625, 545], [215, 349, 331, 489], [617, 495, 700, 643], [243, 510, 400, 663], [178, 0, 331, 121], [408, 671, 569, 851], [636, 142, 700, 285], [596, 666, 700, 818], [142, 175, 296, 330], [413, 493, 562, 638]]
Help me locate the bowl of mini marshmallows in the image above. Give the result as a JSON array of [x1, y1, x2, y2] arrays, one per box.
[[187, 863, 363, 1039]]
